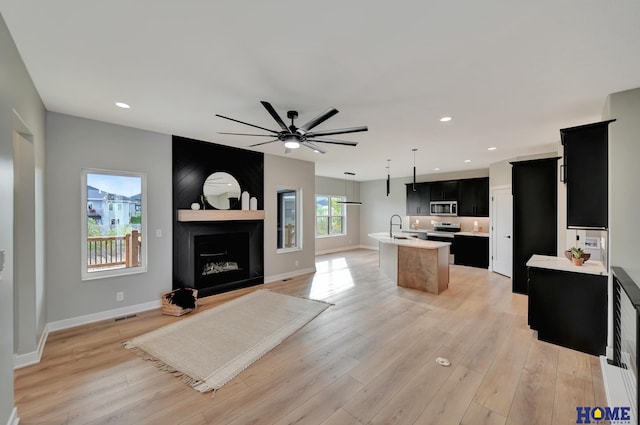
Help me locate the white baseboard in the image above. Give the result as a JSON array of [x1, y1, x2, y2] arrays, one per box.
[[14, 300, 161, 369], [264, 267, 316, 283], [359, 244, 378, 251], [315, 245, 362, 256], [600, 356, 634, 419], [6, 407, 19, 425], [14, 324, 49, 369], [47, 300, 161, 333]]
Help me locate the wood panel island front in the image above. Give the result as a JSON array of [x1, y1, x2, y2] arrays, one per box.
[[368, 233, 450, 294]]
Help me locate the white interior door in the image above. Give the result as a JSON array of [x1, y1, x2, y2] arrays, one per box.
[[492, 187, 512, 278]]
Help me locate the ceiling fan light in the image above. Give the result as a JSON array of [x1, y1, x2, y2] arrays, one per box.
[[284, 140, 300, 149]]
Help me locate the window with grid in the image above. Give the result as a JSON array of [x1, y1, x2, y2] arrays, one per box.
[[316, 195, 346, 237]]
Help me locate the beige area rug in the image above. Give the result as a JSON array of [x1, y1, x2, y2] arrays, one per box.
[[124, 289, 331, 393]]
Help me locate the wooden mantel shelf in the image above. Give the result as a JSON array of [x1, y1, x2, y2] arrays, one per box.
[[177, 209, 265, 222]]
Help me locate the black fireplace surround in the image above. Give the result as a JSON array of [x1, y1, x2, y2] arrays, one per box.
[[172, 136, 264, 297]]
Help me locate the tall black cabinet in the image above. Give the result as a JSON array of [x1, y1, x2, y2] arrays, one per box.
[[511, 158, 559, 294], [560, 120, 614, 229]]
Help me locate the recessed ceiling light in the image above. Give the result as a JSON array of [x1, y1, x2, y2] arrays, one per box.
[[439, 116, 452, 122], [115, 102, 130, 109], [464, 159, 471, 163], [488, 147, 497, 151], [434, 168, 440, 171]]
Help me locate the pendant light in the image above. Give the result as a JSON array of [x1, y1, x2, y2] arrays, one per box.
[[337, 172, 362, 205], [412, 148, 418, 191], [386, 159, 391, 196]]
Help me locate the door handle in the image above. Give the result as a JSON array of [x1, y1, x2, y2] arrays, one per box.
[[505, 235, 511, 238]]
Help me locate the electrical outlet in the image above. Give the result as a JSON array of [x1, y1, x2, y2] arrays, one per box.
[[295, 260, 299, 267], [116, 291, 124, 302]]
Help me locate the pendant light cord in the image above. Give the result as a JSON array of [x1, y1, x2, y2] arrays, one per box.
[[412, 148, 418, 191]]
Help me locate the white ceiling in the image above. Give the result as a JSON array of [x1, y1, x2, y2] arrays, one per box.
[[2, 1, 640, 181]]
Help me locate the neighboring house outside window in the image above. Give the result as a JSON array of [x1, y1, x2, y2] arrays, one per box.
[[81, 169, 147, 280], [316, 195, 346, 237]]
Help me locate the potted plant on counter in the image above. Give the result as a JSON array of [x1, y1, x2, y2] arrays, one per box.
[[565, 247, 591, 266]]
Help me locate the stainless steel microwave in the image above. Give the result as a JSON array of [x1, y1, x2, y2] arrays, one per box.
[[430, 201, 457, 216]]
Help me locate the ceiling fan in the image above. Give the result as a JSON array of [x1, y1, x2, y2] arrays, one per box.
[[215, 101, 367, 154]]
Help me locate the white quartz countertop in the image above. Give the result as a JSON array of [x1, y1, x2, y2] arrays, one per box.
[[402, 230, 489, 237], [455, 232, 490, 237], [369, 232, 450, 249], [526, 254, 608, 276]]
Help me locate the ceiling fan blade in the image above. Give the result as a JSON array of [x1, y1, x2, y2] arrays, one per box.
[[298, 107, 339, 133], [260, 101, 289, 132], [248, 139, 279, 147], [215, 114, 279, 134], [218, 132, 275, 137], [301, 141, 327, 154], [306, 137, 358, 146], [305, 126, 368, 137]]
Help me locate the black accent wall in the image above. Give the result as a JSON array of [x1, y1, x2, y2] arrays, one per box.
[[172, 136, 264, 297]]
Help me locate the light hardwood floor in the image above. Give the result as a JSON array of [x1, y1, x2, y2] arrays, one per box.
[[14, 249, 607, 425]]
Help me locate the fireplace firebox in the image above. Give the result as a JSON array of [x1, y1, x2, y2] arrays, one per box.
[[193, 233, 250, 289]]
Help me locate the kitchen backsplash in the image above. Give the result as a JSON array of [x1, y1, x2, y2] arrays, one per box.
[[407, 216, 490, 233]]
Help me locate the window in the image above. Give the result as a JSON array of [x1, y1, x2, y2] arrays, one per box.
[[277, 188, 302, 251], [316, 195, 346, 237], [81, 169, 147, 280]]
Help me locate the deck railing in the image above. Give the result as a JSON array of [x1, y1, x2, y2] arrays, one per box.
[[87, 230, 141, 270]]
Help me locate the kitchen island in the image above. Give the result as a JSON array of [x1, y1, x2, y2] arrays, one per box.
[[368, 232, 450, 294]]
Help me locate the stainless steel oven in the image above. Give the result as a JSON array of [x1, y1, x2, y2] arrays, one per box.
[[426, 222, 460, 264]]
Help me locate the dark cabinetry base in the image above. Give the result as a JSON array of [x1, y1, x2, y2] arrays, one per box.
[[528, 267, 607, 356]]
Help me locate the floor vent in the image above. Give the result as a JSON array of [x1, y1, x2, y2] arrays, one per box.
[[114, 314, 138, 322]]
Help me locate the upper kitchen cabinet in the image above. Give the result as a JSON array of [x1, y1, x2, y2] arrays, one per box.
[[406, 182, 430, 215], [457, 177, 489, 217], [430, 180, 458, 201], [561, 119, 615, 229]]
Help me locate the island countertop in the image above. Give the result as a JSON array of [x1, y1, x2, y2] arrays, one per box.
[[368, 232, 450, 249], [526, 254, 607, 276]]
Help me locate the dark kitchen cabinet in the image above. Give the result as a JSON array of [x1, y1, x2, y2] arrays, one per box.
[[528, 266, 607, 355], [511, 158, 559, 294], [430, 180, 458, 201], [561, 120, 614, 229], [457, 178, 489, 217], [454, 235, 489, 268], [406, 182, 430, 215]]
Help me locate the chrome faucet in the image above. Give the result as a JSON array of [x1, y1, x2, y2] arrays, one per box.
[[390, 214, 403, 237]]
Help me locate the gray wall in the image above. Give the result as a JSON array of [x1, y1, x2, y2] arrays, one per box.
[[605, 87, 640, 284], [315, 176, 361, 254], [359, 169, 489, 247], [46, 113, 173, 321], [264, 154, 316, 279], [0, 12, 47, 423]]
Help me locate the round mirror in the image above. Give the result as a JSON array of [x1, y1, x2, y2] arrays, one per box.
[[203, 172, 241, 210]]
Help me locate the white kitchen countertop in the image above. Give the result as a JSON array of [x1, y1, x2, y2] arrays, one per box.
[[455, 232, 490, 237], [526, 254, 608, 276], [402, 230, 489, 237], [369, 232, 450, 249]]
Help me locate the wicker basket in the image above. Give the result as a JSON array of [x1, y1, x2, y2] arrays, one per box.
[[161, 288, 198, 316]]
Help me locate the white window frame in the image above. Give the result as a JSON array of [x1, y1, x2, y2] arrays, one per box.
[[315, 194, 347, 238], [277, 187, 303, 253], [81, 168, 148, 280]]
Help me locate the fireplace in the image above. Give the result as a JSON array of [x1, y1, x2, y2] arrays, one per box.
[[193, 233, 250, 289], [172, 136, 265, 297]]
